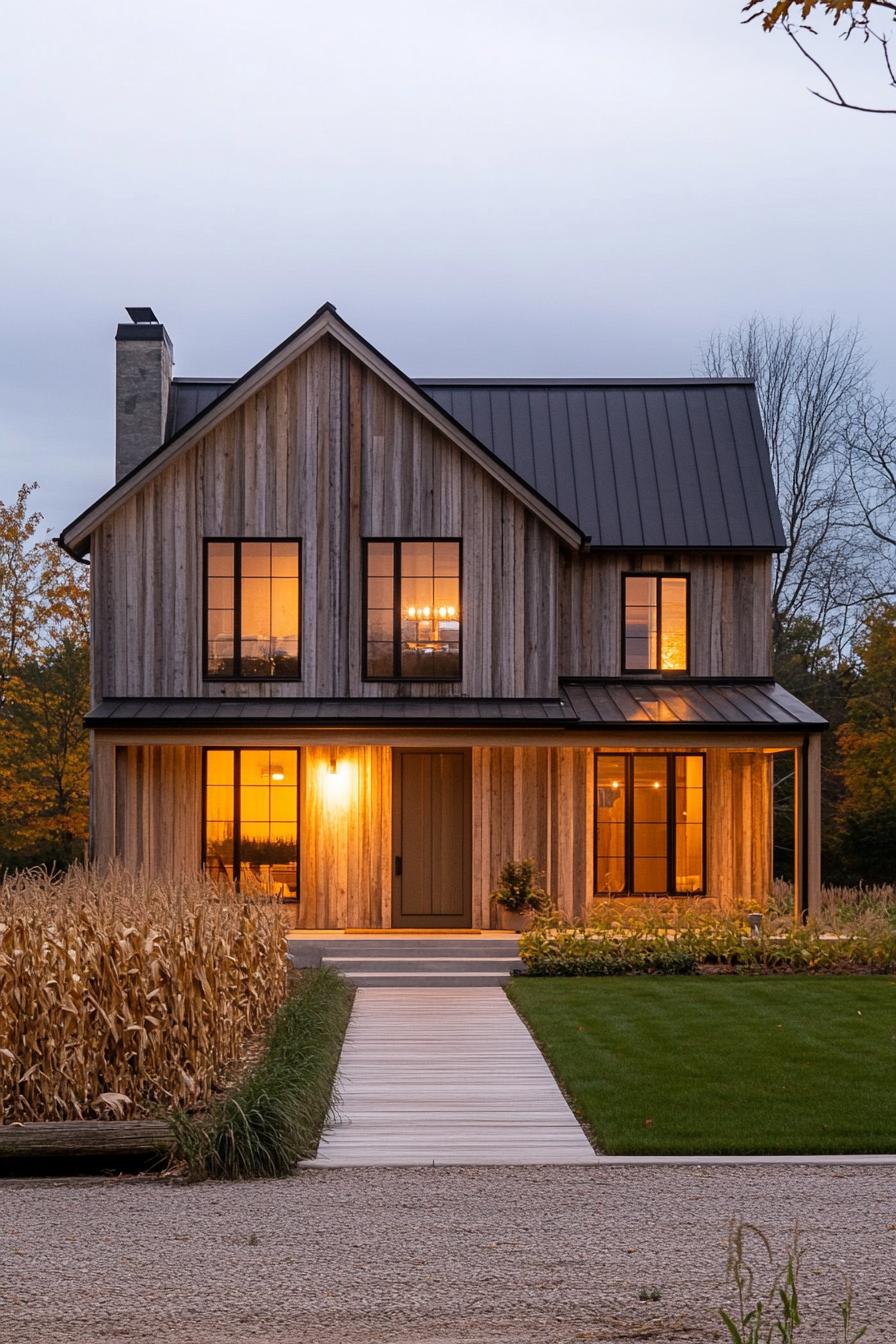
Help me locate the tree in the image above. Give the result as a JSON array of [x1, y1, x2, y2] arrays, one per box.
[[0, 640, 90, 867], [701, 315, 888, 658], [0, 484, 90, 870], [0, 483, 88, 710], [744, 1, 896, 114], [837, 604, 896, 881]]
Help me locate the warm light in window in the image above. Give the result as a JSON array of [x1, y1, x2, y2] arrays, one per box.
[[271, 765, 286, 782]]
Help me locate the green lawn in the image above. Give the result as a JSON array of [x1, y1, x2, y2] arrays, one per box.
[[506, 976, 896, 1155]]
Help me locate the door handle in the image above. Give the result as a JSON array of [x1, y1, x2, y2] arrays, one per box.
[[394, 855, 402, 877]]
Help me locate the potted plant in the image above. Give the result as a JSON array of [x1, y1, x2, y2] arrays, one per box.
[[490, 858, 546, 932]]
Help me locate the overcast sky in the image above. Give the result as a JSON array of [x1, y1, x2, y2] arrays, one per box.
[[1, 0, 893, 537]]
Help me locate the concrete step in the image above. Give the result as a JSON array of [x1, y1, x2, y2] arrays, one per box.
[[343, 971, 516, 987], [322, 956, 522, 974], [290, 938, 520, 959]]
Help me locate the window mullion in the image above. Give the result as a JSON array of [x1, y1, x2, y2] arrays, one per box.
[[393, 542, 401, 679], [234, 541, 242, 679]]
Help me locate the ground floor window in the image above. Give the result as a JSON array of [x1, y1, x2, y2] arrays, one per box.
[[203, 748, 299, 899], [595, 752, 705, 896]]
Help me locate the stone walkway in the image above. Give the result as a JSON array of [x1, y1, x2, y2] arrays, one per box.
[[306, 987, 598, 1167]]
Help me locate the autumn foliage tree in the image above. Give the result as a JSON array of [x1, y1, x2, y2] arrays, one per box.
[[0, 484, 90, 869], [837, 604, 896, 881]]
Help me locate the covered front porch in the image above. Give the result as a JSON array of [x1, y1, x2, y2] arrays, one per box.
[[89, 684, 824, 927]]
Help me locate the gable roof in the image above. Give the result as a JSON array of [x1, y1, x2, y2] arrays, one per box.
[[59, 303, 785, 558]]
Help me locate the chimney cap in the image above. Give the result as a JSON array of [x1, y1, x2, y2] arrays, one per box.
[[125, 306, 160, 324]]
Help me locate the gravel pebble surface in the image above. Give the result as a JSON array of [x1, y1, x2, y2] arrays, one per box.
[[1, 1164, 894, 1344]]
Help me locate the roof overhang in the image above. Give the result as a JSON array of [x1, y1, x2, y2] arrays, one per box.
[[59, 304, 586, 559]]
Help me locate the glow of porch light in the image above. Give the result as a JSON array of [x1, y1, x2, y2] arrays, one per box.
[[320, 756, 351, 808]]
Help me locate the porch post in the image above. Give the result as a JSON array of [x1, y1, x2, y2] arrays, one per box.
[[794, 734, 821, 922]]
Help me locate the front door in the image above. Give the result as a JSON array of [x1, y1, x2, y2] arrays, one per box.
[[392, 749, 472, 928]]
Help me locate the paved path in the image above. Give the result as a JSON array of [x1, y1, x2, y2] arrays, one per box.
[[306, 987, 598, 1167]]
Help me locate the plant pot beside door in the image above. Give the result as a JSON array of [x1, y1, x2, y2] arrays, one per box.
[[490, 858, 547, 933]]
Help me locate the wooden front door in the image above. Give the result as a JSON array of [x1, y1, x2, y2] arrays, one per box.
[[392, 749, 472, 928]]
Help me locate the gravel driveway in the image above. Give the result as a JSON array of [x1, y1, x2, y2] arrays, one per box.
[[2, 1164, 893, 1344]]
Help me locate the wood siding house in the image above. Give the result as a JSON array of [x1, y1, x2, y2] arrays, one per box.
[[59, 304, 825, 928]]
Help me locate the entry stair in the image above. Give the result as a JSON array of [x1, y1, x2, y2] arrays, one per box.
[[287, 935, 524, 987]]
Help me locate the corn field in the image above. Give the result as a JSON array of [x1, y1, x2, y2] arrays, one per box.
[[0, 865, 288, 1123]]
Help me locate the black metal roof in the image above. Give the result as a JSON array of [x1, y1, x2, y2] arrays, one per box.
[[167, 379, 235, 439], [417, 381, 786, 550], [86, 682, 824, 731], [86, 696, 577, 729], [562, 680, 826, 729]]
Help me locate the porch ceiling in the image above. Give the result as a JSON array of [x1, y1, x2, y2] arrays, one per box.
[[86, 682, 826, 732]]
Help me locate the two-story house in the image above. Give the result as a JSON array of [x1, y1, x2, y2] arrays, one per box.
[[59, 304, 825, 929]]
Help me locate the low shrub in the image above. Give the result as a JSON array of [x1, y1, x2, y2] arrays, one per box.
[[173, 966, 354, 1180], [519, 899, 896, 977]]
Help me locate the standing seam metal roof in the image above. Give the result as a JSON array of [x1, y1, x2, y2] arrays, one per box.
[[417, 381, 786, 550]]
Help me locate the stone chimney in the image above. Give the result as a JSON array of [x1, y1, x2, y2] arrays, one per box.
[[115, 307, 173, 480]]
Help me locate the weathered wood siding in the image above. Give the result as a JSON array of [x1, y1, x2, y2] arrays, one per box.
[[559, 550, 772, 677], [473, 745, 771, 920], [298, 745, 392, 929], [90, 738, 202, 875], [90, 336, 557, 702], [95, 740, 771, 921]]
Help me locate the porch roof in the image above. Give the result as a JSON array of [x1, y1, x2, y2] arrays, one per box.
[[86, 682, 825, 731], [561, 679, 828, 729]]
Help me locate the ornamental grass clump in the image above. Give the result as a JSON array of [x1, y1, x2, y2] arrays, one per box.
[[519, 897, 896, 976], [0, 863, 288, 1122], [173, 966, 354, 1180]]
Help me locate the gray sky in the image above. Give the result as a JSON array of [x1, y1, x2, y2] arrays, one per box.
[[2, 0, 894, 537]]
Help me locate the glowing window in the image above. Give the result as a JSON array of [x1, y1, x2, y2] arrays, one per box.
[[203, 748, 299, 901], [594, 753, 705, 895], [364, 539, 461, 680], [205, 540, 300, 679], [623, 574, 688, 673]]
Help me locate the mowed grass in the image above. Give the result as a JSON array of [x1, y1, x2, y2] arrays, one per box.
[[506, 976, 896, 1155]]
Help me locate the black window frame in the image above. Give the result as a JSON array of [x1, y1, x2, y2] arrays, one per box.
[[361, 536, 463, 683], [203, 537, 302, 682], [200, 746, 301, 895], [621, 571, 690, 676], [593, 751, 706, 897]]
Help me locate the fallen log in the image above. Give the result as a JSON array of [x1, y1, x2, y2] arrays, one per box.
[[0, 1120, 175, 1173]]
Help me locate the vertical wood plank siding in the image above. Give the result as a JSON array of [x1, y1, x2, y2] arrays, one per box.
[[91, 741, 202, 876], [559, 550, 772, 677], [473, 745, 770, 921], [95, 740, 770, 922]]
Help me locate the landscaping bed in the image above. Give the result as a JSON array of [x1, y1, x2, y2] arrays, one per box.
[[507, 975, 896, 1154]]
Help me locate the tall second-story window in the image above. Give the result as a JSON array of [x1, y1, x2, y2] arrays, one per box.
[[205, 540, 301, 679], [623, 574, 688, 673], [364, 539, 461, 680]]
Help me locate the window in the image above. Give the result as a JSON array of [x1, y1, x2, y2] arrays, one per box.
[[623, 574, 688, 673], [595, 753, 704, 895], [205, 540, 301, 679], [364, 539, 461, 680], [203, 748, 299, 899]]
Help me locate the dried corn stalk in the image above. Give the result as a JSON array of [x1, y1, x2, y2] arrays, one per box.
[[0, 865, 287, 1121]]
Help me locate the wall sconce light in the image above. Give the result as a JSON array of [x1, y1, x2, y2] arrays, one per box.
[[271, 764, 286, 782], [321, 753, 350, 808]]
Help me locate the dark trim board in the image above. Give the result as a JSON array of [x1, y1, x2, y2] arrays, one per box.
[[391, 747, 473, 929]]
